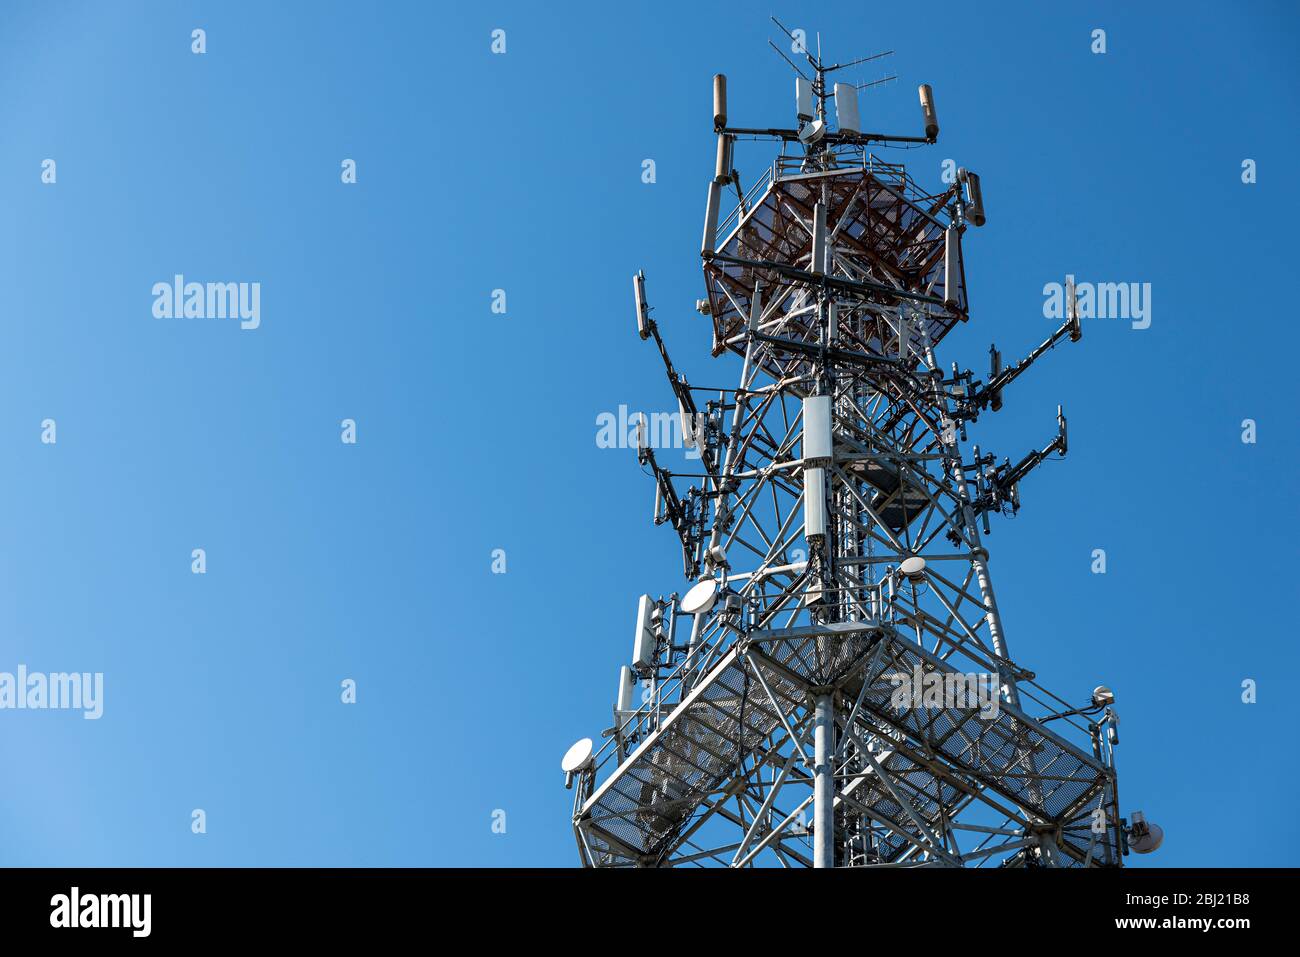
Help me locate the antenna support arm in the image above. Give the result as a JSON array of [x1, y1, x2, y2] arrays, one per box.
[[977, 311, 1082, 412]]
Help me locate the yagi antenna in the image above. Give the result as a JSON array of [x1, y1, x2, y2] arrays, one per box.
[[855, 74, 898, 92], [769, 16, 803, 51], [826, 50, 894, 73], [769, 16, 818, 70], [767, 39, 811, 81], [770, 15, 796, 41]]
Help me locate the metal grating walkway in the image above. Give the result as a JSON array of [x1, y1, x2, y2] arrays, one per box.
[[577, 622, 1112, 867]]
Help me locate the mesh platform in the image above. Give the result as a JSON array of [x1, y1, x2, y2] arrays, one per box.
[[703, 165, 967, 378], [577, 622, 1112, 866]]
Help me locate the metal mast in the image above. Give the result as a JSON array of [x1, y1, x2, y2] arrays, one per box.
[[562, 25, 1158, 869]]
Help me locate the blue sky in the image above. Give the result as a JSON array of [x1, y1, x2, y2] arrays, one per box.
[[0, 0, 1295, 866]]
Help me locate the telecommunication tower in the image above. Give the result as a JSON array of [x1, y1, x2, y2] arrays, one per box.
[[561, 23, 1161, 868]]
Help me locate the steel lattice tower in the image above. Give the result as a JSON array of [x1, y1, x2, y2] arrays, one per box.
[[562, 29, 1157, 868]]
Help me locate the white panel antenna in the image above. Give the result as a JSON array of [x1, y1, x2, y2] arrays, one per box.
[[943, 226, 961, 310], [834, 82, 860, 134], [802, 395, 833, 461], [615, 665, 637, 717], [633, 270, 650, 339], [631, 594, 658, 674], [804, 467, 827, 538], [795, 77, 814, 120]]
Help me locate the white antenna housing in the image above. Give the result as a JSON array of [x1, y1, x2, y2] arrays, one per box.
[[804, 467, 827, 538], [631, 594, 657, 674], [616, 665, 637, 716], [633, 270, 650, 339], [803, 395, 833, 461], [834, 82, 860, 134], [795, 77, 814, 120]]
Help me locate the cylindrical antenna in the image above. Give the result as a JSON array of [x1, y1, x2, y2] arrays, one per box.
[[712, 74, 727, 129], [714, 134, 732, 184], [803, 467, 827, 539], [701, 181, 721, 257], [918, 83, 939, 140]]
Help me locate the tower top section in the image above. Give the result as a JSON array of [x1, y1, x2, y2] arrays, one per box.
[[712, 17, 939, 157], [701, 22, 987, 378]]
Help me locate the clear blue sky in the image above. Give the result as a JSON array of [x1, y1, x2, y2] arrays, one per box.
[[0, 0, 1295, 867]]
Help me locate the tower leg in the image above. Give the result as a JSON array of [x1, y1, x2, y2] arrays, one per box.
[[813, 693, 836, 868]]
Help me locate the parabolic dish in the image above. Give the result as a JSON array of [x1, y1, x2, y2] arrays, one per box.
[[899, 556, 928, 580], [561, 737, 594, 774], [680, 578, 719, 615], [1131, 823, 1164, 854]]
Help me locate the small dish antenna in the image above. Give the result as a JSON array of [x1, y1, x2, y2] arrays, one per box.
[[561, 737, 595, 790], [680, 578, 719, 615], [899, 556, 927, 581], [1128, 811, 1164, 854], [798, 119, 826, 145], [561, 737, 595, 774]]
